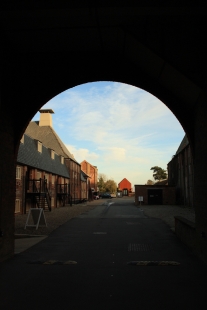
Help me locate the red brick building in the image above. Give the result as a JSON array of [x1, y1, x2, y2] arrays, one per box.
[[80, 160, 98, 192], [118, 178, 132, 196]]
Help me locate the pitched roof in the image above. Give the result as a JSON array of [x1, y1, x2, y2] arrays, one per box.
[[81, 170, 89, 181], [17, 134, 70, 178], [80, 160, 98, 169], [118, 178, 131, 186], [25, 121, 80, 164], [176, 134, 189, 155]]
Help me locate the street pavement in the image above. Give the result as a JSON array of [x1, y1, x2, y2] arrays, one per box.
[[1, 198, 207, 310]]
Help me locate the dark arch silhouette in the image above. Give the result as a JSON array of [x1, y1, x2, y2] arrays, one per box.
[[1, 3, 207, 262]]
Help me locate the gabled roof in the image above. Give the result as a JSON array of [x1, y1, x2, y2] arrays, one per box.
[[118, 178, 131, 186], [17, 134, 70, 178], [176, 134, 189, 155], [81, 170, 90, 178], [25, 121, 80, 165], [81, 170, 90, 181], [80, 159, 98, 169]]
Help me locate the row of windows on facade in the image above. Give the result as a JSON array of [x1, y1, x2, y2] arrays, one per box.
[[16, 166, 69, 185], [38, 142, 65, 163], [15, 197, 56, 213]]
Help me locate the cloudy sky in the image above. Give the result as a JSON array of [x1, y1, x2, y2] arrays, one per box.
[[32, 82, 185, 189]]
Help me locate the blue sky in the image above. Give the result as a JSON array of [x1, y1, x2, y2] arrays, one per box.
[[32, 82, 185, 189]]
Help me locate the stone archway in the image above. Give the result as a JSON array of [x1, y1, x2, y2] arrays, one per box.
[[1, 3, 207, 262]]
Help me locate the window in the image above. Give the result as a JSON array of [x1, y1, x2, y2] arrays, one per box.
[[61, 156, 64, 164], [52, 175, 55, 185], [37, 171, 41, 179], [16, 166, 21, 179], [51, 150, 55, 159], [37, 141, 42, 153], [45, 174, 49, 184], [15, 199, 20, 213]]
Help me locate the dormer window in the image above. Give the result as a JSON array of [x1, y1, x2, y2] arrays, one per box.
[[51, 149, 55, 159], [37, 141, 42, 153], [61, 156, 64, 164]]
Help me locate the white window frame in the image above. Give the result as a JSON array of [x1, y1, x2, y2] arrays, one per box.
[[51, 150, 55, 159], [16, 166, 21, 179], [37, 141, 42, 153]]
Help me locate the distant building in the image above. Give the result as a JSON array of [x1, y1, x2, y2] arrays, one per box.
[[134, 184, 175, 205], [80, 160, 98, 199], [118, 178, 132, 196], [167, 135, 194, 207]]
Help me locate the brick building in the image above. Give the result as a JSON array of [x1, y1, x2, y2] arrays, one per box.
[[134, 185, 176, 206], [15, 109, 88, 213], [80, 160, 98, 192], [167, 135, 194, 207], [118, 178, 132, 196]]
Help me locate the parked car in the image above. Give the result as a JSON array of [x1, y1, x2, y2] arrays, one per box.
[[99, 193, 112, 199]]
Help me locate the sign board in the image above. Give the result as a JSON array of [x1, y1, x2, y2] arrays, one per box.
[[138, 196, 143, 201], [25, 208, 47, 230]]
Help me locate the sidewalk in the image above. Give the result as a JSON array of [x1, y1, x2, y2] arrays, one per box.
[[140, 204, 195, 231]]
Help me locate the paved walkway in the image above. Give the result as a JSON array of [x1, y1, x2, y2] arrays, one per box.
[[1, 199, 205, 310], [15, 199, 195, 254], [140, 204, 195, 231]]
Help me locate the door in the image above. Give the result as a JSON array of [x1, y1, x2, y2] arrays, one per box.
[[148, 189, 163, 205]]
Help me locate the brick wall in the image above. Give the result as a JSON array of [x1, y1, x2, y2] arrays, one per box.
[[118, 178, 131, 191], [135, 185, 176, 205]]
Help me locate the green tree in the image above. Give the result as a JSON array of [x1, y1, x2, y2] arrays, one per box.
[[97, 173, 107, 192], [150, 166, 167, 181], [97, 173, 117, 193], [104, 179, 117, 193]]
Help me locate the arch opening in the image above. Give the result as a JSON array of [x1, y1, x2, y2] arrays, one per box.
[[14, 81, 190, 218]]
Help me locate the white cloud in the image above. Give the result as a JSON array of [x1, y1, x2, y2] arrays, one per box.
[[98, 147, 126, 162], [34, 81, 185, 186], [65, 144, 99, 163]]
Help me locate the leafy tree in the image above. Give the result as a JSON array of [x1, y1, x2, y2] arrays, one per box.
[[97, 173, 117, 193], [150, 166, 167, 181], [97, 176, 106, 192], [105, 179, 117, 193]]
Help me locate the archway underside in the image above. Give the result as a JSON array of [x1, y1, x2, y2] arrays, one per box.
[[1, 3, 207, 262]]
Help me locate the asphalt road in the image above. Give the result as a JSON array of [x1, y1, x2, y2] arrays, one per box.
[[1, 198, 207, 310]]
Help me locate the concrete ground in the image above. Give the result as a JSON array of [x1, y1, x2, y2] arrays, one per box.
[[139, 203, 195, 231], [1, 197, 205, 310], [14, 198, 195, 254]]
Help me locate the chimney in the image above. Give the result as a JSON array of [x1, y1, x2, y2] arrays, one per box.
[[39, 109, 54, 127]]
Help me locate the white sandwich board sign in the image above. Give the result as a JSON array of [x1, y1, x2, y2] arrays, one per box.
[[25, 208, 47, 230]]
